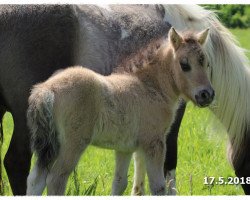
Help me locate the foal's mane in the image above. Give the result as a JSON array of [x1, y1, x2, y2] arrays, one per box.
[[114, 37, 166, 74], [115, 31, 201, 74]]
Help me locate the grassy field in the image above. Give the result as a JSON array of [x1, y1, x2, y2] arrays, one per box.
[[1, 29, 249, 196], [231, 29, 250, 59]]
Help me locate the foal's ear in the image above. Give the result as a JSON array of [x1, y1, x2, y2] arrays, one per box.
[[197, 28, 209, 45], [169, 27, 183, 50]]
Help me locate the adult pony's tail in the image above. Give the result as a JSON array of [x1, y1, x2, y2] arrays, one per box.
[[27, 87, 59, 168]]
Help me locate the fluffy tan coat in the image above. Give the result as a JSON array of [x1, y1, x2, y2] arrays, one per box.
[[26, 28, 213, 195]]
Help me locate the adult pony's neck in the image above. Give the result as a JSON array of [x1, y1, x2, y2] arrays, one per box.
[[163, 4, 250, 168]]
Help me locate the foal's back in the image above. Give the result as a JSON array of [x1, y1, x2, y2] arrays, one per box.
[[42, 66, 105, 127]]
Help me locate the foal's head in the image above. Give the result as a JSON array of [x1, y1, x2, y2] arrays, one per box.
[[169, 27, 214, 107]]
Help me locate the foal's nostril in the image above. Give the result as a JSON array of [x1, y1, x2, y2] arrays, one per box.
[[195, 88, 214, 107], [200, 90, 210, 100]]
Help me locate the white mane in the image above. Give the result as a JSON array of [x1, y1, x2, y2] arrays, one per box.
[[163, 5, 250, 164]]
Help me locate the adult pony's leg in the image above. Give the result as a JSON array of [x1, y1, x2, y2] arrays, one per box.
[[0, 106, 6, 194], [164, 100, 186, 195], [228, 136, 250, 195], [111, 151, 132, 195], [131, 150, 146, 195], [4, 110, 32, 195], [235, 163, 250, 194]]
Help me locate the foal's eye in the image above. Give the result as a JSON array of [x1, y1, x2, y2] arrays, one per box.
[[180, 62, 191, 72]]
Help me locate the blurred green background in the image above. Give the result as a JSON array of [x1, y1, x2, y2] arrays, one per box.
[[204, 5, 250, 28]]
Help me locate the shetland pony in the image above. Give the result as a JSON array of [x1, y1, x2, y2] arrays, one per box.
[[26, 28, 213, 196]]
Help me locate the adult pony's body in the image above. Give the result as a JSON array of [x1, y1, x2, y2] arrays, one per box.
[[0, 4, 249, 195], [0, 5, 171, 195]]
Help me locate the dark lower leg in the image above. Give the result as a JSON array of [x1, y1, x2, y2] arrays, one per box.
[[229, 133, 250, 195], [164, 100, 186, 176], [0, 107, 6, 194], [235, 166, 250, 195], [233, 150, 250, 194], [4, 116, 32, 195], [4, 143, 32, 195]]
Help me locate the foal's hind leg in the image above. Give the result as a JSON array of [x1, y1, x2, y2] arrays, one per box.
[[143, 137, 166, 195], [26, 162, 48, 195], [111, 151, 132, 195], [131, 150, 146, 195], [46, 139, 89, 195]]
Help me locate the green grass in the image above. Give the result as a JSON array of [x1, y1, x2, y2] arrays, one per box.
[[1, 29, 250, 196], [231, 29, 250, 59]]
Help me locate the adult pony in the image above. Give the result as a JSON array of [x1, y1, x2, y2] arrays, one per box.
[[161, 5, 250, 195], [0, 5, 171, 195], [0, 4, 249, 195]]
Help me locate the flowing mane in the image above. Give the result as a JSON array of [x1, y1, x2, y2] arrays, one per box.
[[163, 5, 250, 168]]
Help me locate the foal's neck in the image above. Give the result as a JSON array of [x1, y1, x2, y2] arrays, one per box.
[[135, 46, 180, 104]]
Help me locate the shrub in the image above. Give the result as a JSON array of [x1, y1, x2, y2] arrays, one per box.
[[202, 5, 250, 28]]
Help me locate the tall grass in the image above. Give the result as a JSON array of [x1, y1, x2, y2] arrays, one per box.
[[0, 29, 249, 196]]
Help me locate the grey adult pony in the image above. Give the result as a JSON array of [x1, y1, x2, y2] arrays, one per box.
[[0, 5, 173, 195], [1, 4, 250, 195]]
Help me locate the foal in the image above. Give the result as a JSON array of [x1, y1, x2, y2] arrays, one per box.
[[26, 28, 214, 195]]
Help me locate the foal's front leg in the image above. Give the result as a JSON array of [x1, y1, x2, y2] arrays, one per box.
[[131, 150, 146, 195], [143, 137, 166, 195], [111, 151, 132, 195]]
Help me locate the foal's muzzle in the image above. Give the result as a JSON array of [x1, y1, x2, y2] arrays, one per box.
[[195, 87, 215, 107]]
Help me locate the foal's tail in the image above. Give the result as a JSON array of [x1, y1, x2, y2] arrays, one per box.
[[27, 88, 59, 168]]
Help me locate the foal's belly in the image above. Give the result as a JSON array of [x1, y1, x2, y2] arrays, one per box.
[[91, 134, 138, 152], [91, 112, 139, 152]]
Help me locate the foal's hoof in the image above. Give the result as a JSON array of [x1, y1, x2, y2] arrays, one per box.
[[166, 170, 177, 195], [166, 179, 177, 195], [131, 185, 145, 196]]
